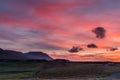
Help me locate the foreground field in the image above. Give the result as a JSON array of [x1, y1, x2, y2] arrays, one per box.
[[0, 78, 106, 80], [0, 61, 45, 79], [0, 61, 120, 79], [36, 62, 120, 79]]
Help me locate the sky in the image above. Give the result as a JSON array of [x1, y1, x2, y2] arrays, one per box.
[[0, 0, 120, 62]]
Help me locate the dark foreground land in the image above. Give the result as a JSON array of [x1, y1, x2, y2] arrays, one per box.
[[0, 61, 120, 80]]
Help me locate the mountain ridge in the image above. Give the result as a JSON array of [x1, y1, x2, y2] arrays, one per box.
[[0, 48, 53, 61]]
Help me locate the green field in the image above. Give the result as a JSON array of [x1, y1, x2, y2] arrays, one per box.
[[0, 61, 46, 79], [0, 61, 120, 79]]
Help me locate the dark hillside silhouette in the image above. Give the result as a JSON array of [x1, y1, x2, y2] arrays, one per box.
[[0, 48, 53, 61]]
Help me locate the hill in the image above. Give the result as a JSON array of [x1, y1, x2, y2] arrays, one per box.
[[0, 48, 53, 61], [25, 52, 53, 61], [0, 48, 28, 60]]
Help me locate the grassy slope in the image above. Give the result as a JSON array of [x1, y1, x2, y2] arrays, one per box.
[[0, 62, 120, 79]]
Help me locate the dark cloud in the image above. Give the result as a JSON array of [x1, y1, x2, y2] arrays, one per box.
[[87, 43, 98, 48], [92, 27, 106, 39], [68, 46, 83, 53], [107, 47, 118, 51]]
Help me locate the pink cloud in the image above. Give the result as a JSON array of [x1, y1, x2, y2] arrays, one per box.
[[0, 0, 120, 61]]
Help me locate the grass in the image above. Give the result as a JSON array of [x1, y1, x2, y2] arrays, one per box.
[[0, 72, 34, 79], [36, 62, 120, 79], [0, 61, 45, 79], [0, 61, 44, 71], [0, 61, 120, 79]]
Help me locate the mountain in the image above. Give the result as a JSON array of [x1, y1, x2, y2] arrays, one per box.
[[0, 48, 53, 61], [25, 52, 53, 61], [0, 48, 28, 60]]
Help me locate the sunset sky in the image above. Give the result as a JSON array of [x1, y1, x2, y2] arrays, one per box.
[[0, 0, 120, 62]]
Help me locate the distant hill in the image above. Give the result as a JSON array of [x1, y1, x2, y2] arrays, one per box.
[[0, 48, 53, 61], [0, 48, 28, 60], [25, 52, 53, 61]]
